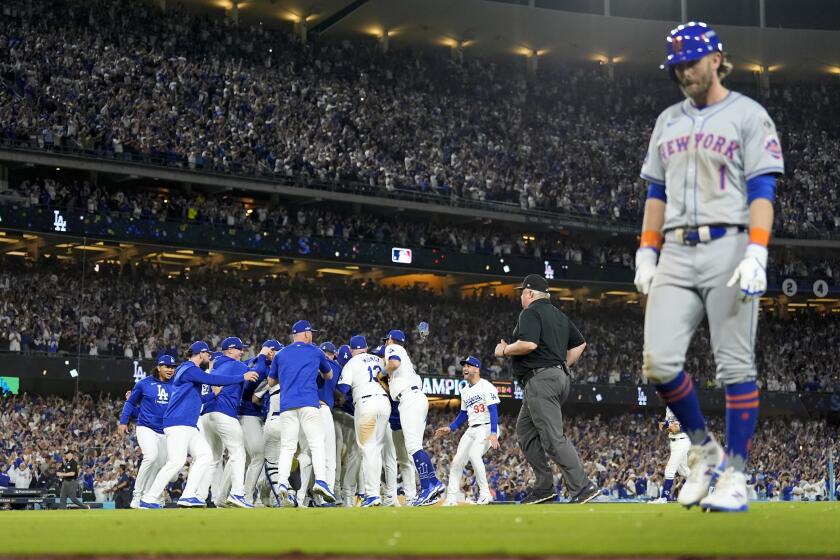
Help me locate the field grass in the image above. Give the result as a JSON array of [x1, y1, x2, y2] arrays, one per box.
[[2, 502, 839, 557]]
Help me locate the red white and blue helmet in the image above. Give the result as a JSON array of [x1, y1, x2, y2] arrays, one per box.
[[662, 22, 723, 69]]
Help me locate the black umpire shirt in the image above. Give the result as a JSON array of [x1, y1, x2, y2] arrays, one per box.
[[511, 299, 585, 378], [58, 458, 79, 481]]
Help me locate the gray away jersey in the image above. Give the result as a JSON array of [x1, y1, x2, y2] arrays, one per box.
[[640, 92, 785, 231]]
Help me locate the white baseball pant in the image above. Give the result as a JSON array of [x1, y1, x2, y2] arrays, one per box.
[[397, 390, 429, 455], [143, 425, 211, 503], [296, 404, 337, 504], [203, 411, 247, 501], [446, 424, 497, 500], [384, 425, 417, 503], [263, 414, 283, 504], [665, 436, 691, 478], [334, 409, 361, 502], [240, 415, 265, 502], [276, 407, 326, 488], [132, 426, 167, 504], [354, 395, 391, 499]]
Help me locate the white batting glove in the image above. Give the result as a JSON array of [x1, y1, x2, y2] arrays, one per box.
[[634, 248, 659, 295], [727, 244, 768, 300]]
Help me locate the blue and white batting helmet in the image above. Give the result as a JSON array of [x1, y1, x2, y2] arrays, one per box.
[[663, 22, 723, 68]]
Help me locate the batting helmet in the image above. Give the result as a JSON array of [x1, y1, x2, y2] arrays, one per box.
[[662, 22, 723, 68]]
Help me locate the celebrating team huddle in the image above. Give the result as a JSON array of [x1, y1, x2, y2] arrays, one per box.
[[118, 322, 499, 508]]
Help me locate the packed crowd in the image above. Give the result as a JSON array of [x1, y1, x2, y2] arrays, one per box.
[[1, 258, 838, 393], [2, 0, 840, 238], [3, 176, 840, 284], [1, 177, 633, 266], [1, 393, 835, 503]]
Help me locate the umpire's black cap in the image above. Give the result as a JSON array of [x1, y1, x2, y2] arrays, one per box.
[[515, 274, 549, 292]]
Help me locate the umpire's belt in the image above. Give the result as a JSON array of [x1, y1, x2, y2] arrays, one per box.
[[667, 225, 746, 246], [520, 364, 568, 388], [395, 386, 420, 402]]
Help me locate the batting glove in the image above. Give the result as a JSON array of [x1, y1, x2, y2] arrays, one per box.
[[727, 243, 768, 300], [634, 248, 659, 295]]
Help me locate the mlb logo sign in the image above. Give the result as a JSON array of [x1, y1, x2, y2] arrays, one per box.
[[391, 247, 413, 264]]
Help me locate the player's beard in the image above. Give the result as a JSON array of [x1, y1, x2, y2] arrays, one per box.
[[678, 61, 714, 104]]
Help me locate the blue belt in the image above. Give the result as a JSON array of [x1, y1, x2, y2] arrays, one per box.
[[670, 225, 746, 246]]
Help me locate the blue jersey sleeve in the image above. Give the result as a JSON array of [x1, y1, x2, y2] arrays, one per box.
[[268, 357, 280, 381], [449, 410, 468, 431], [119, 381, 145, 425], [488, 403, 499, 434], [182, 368, 244, 387], [318, 352, 332, 375]]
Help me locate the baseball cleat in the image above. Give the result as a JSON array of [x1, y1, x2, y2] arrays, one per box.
[[276, 484, 297, 508], [312, 480, 337, 503], [519, 489, 557, 505], [130, 498, 141, 509], [381, 495, 400, 507], [139, 500, 162, 509], [649, 497, 668, 504], [412, 484, 444, 507], [361, 496, 382, 507], [475, 494, 492, 505], [442, 498, 458, 507], [177, 497, 206, 508], [569, 483, 601, 504], [226, 494, 254, 508], [678, 435, 725, 508], [699, 467, 749, 512], [428, 481, 446, 501]]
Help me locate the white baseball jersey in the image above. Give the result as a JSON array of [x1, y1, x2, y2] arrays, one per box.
[[460, 379, 500, 426], [384, 344, 422, 401], [337, 353, 388, 404], [640, 92, 784, 230]]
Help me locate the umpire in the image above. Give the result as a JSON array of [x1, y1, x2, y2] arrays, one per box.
[[57, 450, 90, 509], [495, 274, 599, 504]]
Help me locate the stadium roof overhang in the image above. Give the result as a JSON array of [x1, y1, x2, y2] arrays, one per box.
[[183, 0, 840, 79]]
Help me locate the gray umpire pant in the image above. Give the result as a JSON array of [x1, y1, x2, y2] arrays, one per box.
[[516, 367, 589, 496], [59, 480, 85, 508]]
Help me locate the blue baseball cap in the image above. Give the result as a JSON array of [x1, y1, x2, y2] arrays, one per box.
[[336, 344, 352, 368], [292, 320, 318, 334], [210, 351, 223, 362], [320, 341, 337, 354], [261, 339, 282, 351], [459, 356, 481, 369], [189, 341, 210, 355], [221, 336, 249, 351], [382, 329, 406, 343], [349, 335, 367, 350], [157, 355, 176, 367], [371, 344, 386, 358]]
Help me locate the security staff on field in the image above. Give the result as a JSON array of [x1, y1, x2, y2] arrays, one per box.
[[494, 274, 599, 505]]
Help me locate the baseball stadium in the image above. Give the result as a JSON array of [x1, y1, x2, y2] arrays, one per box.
[[1, 0, 839, 558]]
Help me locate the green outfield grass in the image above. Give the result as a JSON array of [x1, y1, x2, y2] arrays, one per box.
[[2, 502, 839, 557]]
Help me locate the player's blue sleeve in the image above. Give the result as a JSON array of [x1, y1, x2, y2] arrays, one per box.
[[488, 404, 499, 434], [119, 382, 144, 424], [318, 352, 332, 375], [449, 410, 468, 431], [646, 182, 666, 202], [182, 369, 244, 386], [202, 390, 216, 404], [746, 174, 776, 204], [251, 355, 270, 376], [119, 401, 136, 425], [268, 358, 280, 381]]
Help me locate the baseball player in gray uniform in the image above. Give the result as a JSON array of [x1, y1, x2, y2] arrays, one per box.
[[635, 22, 783, 513]]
